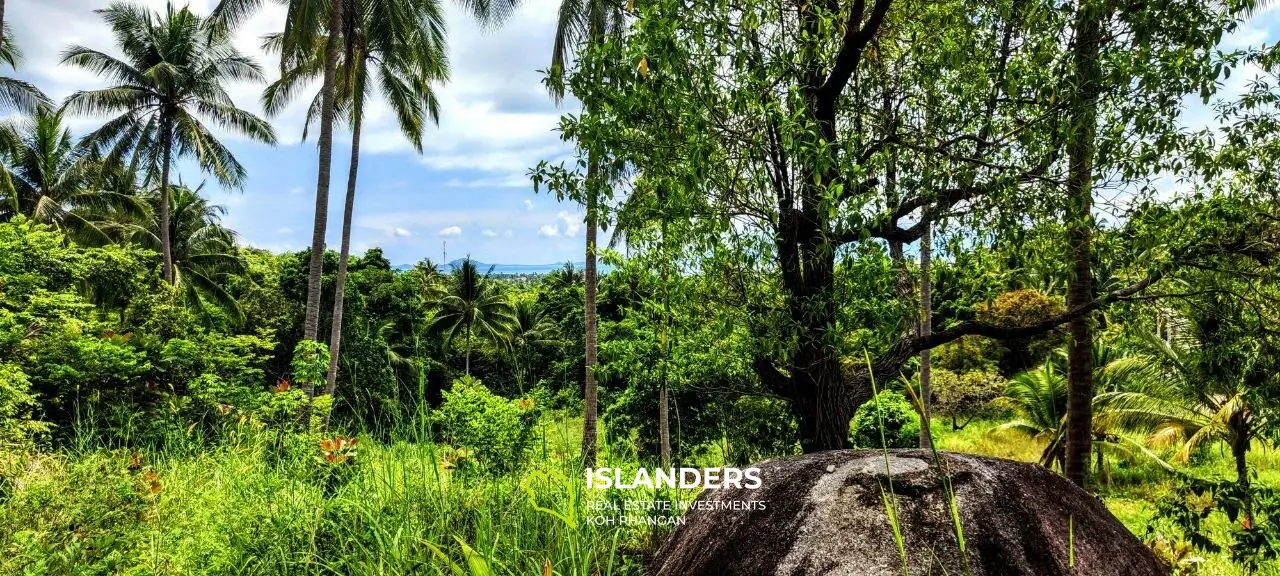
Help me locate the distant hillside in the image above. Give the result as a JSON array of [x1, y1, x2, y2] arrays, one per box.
[[391, 259, 611, 275]]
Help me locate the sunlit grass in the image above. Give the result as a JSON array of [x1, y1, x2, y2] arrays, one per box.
[[4, 411, 1279, 575], [933, 418, 1280, 576], [0, 415, 657, 576]]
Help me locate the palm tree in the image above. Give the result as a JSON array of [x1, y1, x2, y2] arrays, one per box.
[[113, 183, 245, 319], [997, 362, 1070, 470], [1094, 329, 1266, 504], [0, 108, 142, 244], [548, 0, 627, 467], [263, 0, 448, 397], [213, 0, 520, 388], [0, 24, 49, 114], [998, 340, 1180, 478], [430, 259, 516, 375], [546, 262, 583, 290], [60, 2, 276, 286], [508, 299, 559, 394]]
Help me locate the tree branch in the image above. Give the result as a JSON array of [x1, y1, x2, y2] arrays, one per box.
[[818, 0, 892, 106], [839, 271, 1162, 408]]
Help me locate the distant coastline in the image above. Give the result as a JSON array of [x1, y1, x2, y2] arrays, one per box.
[[392, 259, 613, 275]]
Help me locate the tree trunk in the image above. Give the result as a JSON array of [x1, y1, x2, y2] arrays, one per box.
[[582, 155, 600, 467], [1064, 0, 1104, 489], [301, 0, 344, 359], [464, 321, 472, 375], [786, 158, 850, 452], [324, 94, 363, 398], [659, 385, 670, 465], [786, 208, 848, 452], [918, 220, 933, 449], [1231, 416, 1253, 523], [158, 114, 174, 285], [659, 218, 671, 466], [791, 345, 849, 453]]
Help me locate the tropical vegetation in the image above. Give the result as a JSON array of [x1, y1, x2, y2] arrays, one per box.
[[2, 0, 1280, 574]]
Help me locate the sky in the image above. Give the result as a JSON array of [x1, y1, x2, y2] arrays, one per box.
[[8, 2, 1280, 265], [10, 0, 594, 266]]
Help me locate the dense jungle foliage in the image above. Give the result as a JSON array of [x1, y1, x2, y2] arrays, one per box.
[[4, 0, 1280, 574]]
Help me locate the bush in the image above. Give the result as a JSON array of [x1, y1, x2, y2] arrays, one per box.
[[931, 369, 1006, 431], [975, 289, 1067, 375], [849, 390, 920, 449], [721, 396, 799, 465], [291, 339, 330, 392], [934, 335, 1003, 373], [434, 376, 537, 472], [0, 363, 46, 448]]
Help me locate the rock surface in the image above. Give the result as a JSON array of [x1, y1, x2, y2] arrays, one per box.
[[649, 450, 1166, 576]]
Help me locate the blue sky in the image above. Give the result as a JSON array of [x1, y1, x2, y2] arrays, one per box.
[[12, 0, 594, 265], [10, 1, 1280, 265]]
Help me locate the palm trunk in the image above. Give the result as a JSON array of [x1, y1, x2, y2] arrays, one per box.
[[159, 115, 175, 285], [301, 0, 344, 358], [0, 0, 7, 54], [918, 220, 933, 448], [659, 218, 671, 466], [324, 95, 363, 398], [1064, 0, 1104, 489], [582, 155, 600, 467], [1231, 416, 1253, 523], [464, 322, 472, 376]]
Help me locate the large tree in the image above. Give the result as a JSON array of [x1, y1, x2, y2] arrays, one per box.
[[1061, 0, 1106, 488], [61, 2, 276, 285], [539, 0, 1248, 453]]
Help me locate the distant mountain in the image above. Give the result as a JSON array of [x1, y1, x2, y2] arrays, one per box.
[[391, 259, 608, 275]]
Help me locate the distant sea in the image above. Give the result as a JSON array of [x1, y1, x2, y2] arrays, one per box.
[[391, 259, 612, 275]]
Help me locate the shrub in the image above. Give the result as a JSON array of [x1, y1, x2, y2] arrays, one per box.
[[0, 363, 46, 448], [291, 339, 330, 392], [975, 289, 1067, 375], [975, 289, 1066, 326], [721, 396, 799, 465], [934, 335, 1003, 373], [849, 390, 920, 449], [256, 384, 309, 432], [931, 369, 1006, 431], [434, 376, 537, 472]]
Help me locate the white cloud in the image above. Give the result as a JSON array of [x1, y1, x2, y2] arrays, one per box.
[[524, 199, 535, 210], [287, 186, 305, 195], [481, 229, 499, 237], [437, 226, 463, 237], [504, 229, 514, 238], [275, 227, 292, 235], [394, 227, 413, 237], [557, 210, 582, 237], [13, 0, 571, 176], [538, 224, 559, 237]]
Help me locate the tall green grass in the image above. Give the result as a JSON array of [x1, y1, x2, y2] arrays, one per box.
[[0, 410, 675, 576]]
